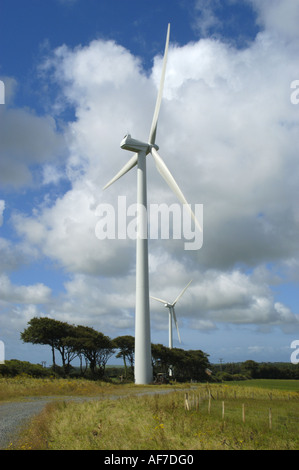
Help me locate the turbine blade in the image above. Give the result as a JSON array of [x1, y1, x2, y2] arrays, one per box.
[[172, 308, 181, 343], [103, 153, 138, 190], [173, 280, 193, 306], [151, 148, 202, 232], [150, 295, 168, 305], [148, 23, 170, 145]]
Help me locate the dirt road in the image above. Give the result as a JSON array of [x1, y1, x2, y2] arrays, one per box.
[[0, 395, 105, 449], [0, 389, 178, 449], [0, 397, 56, 449]]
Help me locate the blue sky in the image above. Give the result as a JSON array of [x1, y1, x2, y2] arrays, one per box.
[[1, 0, 299, 367]]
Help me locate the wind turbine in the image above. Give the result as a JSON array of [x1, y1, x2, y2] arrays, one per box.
[[151, 280, 192, 350], [103, 24, 201, 385]]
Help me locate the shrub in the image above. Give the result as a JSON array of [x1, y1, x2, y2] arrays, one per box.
[[0, 360, 51, 378]]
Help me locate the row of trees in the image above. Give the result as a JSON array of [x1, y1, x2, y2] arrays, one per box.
[[212, 360, 299, 380], [20, 317, 210, 381], [21, 317, 125, 378], [152, 343, 210, 382]]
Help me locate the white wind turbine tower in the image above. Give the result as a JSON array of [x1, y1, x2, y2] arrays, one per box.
[[151, 280, 192, 350], [103, 24, 202, 384]]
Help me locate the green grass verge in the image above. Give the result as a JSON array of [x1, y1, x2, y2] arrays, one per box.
[[10, 382, 299, 450], [229, 379, 299, 392]]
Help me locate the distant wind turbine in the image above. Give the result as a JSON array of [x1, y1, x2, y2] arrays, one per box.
[[103, 24, 201, 385], [151, 280, 192, 349]]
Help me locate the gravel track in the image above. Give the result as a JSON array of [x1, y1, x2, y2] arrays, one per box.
[[0, 396, 100, 449], [0, 388, 181, 449], [0, 398, 56, 449]]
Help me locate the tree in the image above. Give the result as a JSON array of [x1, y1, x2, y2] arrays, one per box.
[[184, 350, 210, 380], [0, 359, 51, 378], [241, 360, 259, 378], [60, 326, 81, 374], [69, 325, 114, 378], [114, 335, 134, 378], [20, 317, 74, 372], [96, 334, 115, 377], [152, 343, 173, 375], [170, 348, 210, 381], [151, 345, 210, 381]]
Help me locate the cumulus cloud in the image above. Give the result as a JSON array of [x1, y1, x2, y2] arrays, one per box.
[[0, 100, 65, 188], [0, 237, 38, 274], [13, 186, 135, 276], [150, 264, 299, 331], [249, 0, 299, 40], [193, 0, 222, 37], [5, 0, 299, 341], [42, 164, 65, 185], [0, 274, 51, 304]]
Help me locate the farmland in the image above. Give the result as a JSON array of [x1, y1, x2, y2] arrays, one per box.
[[5, 378, 299, 451], [230, 379, 299, 392]]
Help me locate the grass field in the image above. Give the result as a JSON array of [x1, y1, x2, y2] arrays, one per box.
[[0, 376, 134, 402], [6, 379, 299, 451], [230, 379, 299, 392]]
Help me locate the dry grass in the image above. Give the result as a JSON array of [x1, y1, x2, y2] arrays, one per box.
[[11, 383, 299, 450], [0, 376, 148, 402]]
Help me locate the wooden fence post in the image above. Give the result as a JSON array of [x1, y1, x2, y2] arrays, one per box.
[[184, 393, 190, 411], [269, 408, 272, 430]]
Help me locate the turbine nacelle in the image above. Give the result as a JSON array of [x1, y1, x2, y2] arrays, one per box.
[[120, 134, 159, 154]]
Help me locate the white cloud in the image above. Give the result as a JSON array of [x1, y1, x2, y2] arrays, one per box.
[[30, 29, 299, 274], [13, 186, 135, 276], [0, 274, 52, 304], [249, 0, 299, 40], [0, 103, 65, 188], [193, 0, 222, 37], [50, 273, 136, 333], [0, 237, 38, 274], [6, 0, 299, 342], [42, 164, 65, 185], [150, 266, 299, 331]]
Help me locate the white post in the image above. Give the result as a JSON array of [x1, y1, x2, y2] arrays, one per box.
[[134, 151, 153, 384]]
